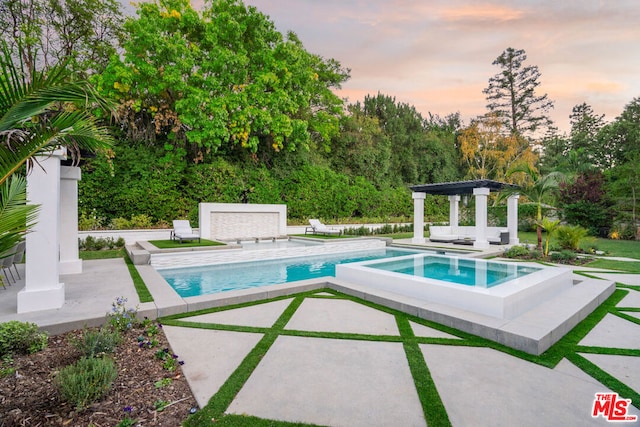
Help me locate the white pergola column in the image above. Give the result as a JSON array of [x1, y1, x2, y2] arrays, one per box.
[[59, 166, 82, 274], [473, 187, 490, 249], [18, 151, 66, 313], [412, 192, 426, 244], [448, 195, 460, 233], [507, 194, 520, 245]]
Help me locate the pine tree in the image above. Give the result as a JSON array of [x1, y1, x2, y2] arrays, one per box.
[[483, 47, 554, 137]]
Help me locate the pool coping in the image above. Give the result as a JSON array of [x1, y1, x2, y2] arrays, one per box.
[[137, 262, 615, 355]]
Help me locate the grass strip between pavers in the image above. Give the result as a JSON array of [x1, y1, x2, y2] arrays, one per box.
[[396, 315, 451, 427], [124, 255, 153, 303], [149, 239, 225, 249]]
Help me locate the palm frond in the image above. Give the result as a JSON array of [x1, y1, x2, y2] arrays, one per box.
[[0, 175, 39, 255]]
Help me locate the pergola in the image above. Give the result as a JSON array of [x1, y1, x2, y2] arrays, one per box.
[[410, 179, 520, 249]]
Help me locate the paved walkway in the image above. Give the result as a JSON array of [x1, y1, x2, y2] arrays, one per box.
[[1, 258, 639, 426]]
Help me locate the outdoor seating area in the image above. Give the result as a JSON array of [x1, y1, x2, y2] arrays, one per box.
[[429, 225, 509, 245], [305, 219, 342, 236]]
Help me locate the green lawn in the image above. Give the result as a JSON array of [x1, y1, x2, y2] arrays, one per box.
[[79, 248, 125, 260], [518, 231, 640, 259], [148, 239, 226, 249], [584, 259, 640, 273]]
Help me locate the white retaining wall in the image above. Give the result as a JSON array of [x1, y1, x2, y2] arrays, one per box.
[[150, 239, 387, 270], [200, 203, 287, 241]]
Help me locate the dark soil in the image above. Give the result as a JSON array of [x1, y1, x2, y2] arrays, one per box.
[[0, 325, 197, 426]]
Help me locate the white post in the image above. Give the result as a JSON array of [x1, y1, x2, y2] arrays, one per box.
[[412, 192, 426, 244], [59, 166, 82, 274], [507, 194, 520, 245], [18, 151, 66, 313], [449, 195, 460, 234], [473, 187, 490, 249]]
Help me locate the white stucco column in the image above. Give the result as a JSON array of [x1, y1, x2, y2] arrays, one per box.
[[59, 166, 82, 274], [18, 151, 66, 313], [448, 195, 460, 233], [412, 192, 426, 244], [473, 187, 490, 249], [507, 194, 520, 245]]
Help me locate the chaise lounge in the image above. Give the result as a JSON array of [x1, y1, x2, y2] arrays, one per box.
[[305, 219, 342, 236], [171, 220, 201, 243]]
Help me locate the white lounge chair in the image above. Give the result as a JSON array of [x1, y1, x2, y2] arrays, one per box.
[[305, 219, 341, 236], [171, 220, 201, 243]]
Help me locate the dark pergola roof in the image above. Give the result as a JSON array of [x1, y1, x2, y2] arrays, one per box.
[[410, 179, 518, 196]]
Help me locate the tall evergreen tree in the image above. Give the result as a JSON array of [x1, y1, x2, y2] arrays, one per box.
[[483, 47, 554, 138]]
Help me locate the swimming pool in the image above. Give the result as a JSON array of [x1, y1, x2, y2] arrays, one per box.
[[336, 254, 573, 319], [158, 247, 421, 297], [367, 256, 542, 287]]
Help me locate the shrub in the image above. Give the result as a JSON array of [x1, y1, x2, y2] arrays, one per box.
[[73, 328, 121, 357], [57, 356, 118, 410], [110, 217, 132, 230], [550, 250, 577, 262], [503, 245, 531, 258], [83, 235, 96, 251], [0, 321, 48, 357], [555, 225, 590, 251], [130, 214, 154, 229]]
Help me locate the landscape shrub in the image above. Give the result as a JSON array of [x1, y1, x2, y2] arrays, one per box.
[[57, 356, 118, 410], [0, 321, 48, 357], [73, 328, 122, 358], [110, 217, 132, 230], [555, 225, 590, 251], [502, 245, 532, 258], [78, 236, 126, 251], [550, 250, 577, 262], [129, 214, 154, 229]]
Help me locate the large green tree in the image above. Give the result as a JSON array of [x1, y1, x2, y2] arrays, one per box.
[[100, 0, 349, 160], [360, 93, 459, 185], [483, 47, 554, 137], [0, 0, 124, 78], [568, 102, 606, 169]]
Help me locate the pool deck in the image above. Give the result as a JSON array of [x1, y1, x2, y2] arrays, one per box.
[[1, 242, 639, 426]]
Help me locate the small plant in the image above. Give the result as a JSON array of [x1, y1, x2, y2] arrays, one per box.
[[0, 355, 15, 378], [154, 348, 184, 372], [57, 356, 118, 410], [0, 320, 48, 357], [154, 377, 173, 388], [73, 328, 121, 357], [154, 399, 170, 412], [116, 406, 137, 427], [107, 297, 139, 332]]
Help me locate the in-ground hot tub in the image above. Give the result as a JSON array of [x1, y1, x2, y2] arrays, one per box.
[[335, 254, 573, 319]]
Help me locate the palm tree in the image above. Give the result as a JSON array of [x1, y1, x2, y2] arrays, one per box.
[[0, 42, 115, 259], [501, 163, 564, 250]]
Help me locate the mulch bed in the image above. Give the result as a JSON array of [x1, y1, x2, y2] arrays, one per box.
[[0, 325, 197, 426]]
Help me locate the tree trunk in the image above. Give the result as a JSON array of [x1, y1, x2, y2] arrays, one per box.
[[537, 225, 543, 250]]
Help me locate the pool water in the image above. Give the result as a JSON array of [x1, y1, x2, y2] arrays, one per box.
[[367, 256, 542, 288], [159, 248, 419, 297]]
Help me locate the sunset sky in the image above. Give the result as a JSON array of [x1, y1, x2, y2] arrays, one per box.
[[235, 0, 640, 133]]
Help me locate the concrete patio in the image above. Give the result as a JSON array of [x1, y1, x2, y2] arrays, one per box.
[[1, 249, 638, 426]]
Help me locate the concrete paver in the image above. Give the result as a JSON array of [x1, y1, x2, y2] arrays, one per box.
[[588, 273, 640, 286], [162, 326, 263, 408], [227, 335, 426, 427], [183, 298, 293, 328], [580, 353, 640, 394], [618, 289, 640, 307], [579, 314, 640, 349], [420, 344, 640, 426], [410, 321, 461, 339], [284, 298, 399, 335]]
